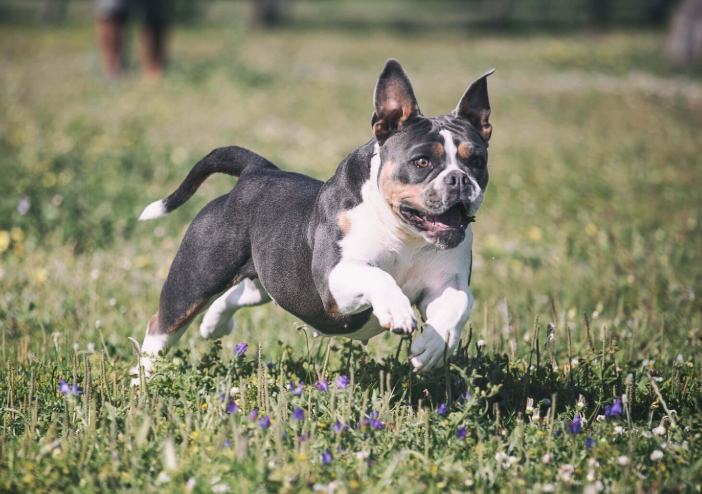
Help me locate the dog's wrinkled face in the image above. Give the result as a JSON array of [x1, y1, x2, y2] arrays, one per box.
[[371, 60, 494, 249]]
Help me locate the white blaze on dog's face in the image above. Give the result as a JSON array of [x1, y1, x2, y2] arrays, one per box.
[[370, 60, 494, 250]]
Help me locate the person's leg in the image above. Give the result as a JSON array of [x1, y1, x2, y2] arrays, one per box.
[[139, 0, 170, 81], [95, 0, 129, 78]]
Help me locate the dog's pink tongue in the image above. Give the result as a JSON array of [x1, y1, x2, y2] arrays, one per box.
[[428, 207, 463, 229]]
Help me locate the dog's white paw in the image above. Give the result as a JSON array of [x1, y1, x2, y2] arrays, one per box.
[[409, 326, 455, 373], [199, 315, 234, 340], [129, 356, 154, 386], [372, 290, 417, 335]]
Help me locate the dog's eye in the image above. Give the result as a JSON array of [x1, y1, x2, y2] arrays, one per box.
[[413, 157, 430, 168], [470, 158, 486, 169]]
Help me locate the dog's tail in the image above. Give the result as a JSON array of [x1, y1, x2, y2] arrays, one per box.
[[139, 146, 276, 221]]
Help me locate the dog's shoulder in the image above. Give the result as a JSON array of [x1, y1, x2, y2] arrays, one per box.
[[309, 139, 376, 239]]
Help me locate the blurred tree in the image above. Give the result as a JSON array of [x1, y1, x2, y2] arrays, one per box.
[[589, 0, 612, 29], [37, 0, 69, 23], [254, 0, 290, 26], [665, 0, 702, 67]]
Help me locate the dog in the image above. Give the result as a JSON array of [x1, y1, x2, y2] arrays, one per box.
[[133, 59, 494, 381]]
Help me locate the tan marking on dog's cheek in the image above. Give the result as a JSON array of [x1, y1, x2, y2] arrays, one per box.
[[337, 211, 352, 235], [431, 142, 445, 158], [378, 161, 428, 215], [457, 142, 474, 160]]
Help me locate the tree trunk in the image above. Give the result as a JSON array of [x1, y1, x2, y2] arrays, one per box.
[[37, 0, 69, 24], [254, 0, 285, 27], [665, 0, 702, 67]]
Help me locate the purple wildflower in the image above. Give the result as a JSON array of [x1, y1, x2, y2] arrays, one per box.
[[457, 426, 468, 440], [437, 403, 447, 416], [224, 439, 231, 448], [226, 398, 239, 414], [292, 407, 304, 421], [465, 390, 472, 401], [336, 375, 349, 389], [258, 416, 271, 429], [567, 413, 582, 435], [586, 437, 596, 450], [300, 431, 311, 442], [235, 342, 248, 358], [605, 398, 623, 418], [58, 380, 83, 396], [249, 408, 258, 421], [364, 411, 383, 430], [333, 421, 348, 434], [315, 378, 329, 392], [288, 380, 304, 396], [321, 449, 333, 465]]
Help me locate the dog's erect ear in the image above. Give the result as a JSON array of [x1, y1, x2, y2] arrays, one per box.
[[452, 68, 496, 141], [371, 59, 421, 143]]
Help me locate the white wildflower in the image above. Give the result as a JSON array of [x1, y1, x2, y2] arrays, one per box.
[[185, 478, 196, 492], [613, 426, 624, 435], [212, 484, 231, 493], [542, 484, 556, 493], [595, 415, 606, 422], [156, 471, 171, 484], [558, 464, 575, 481], [526, 397, 534, 414], [355, 451, 370, 460], [650, 450, 664, 462], [477, 339, 487, 348], [617, 456, 630, 466], [576, 394, 586, 410], [494, 451, 518, 469], [652, 425, 665, 436], [542, 453, 554, 463]]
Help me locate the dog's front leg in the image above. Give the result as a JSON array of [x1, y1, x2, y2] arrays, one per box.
[[328, 262, 417, 334], [410, 282, 473, 373]]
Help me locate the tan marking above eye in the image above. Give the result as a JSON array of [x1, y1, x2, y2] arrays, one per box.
[[431, 142, 445, 157], [457, 142, 474, 160]]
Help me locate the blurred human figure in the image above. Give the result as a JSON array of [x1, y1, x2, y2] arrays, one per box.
[[95, 0, 170, 81]]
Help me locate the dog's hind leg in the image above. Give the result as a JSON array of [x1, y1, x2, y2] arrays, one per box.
[[200, 278, 270, 340], [131, 295, 214, 385]]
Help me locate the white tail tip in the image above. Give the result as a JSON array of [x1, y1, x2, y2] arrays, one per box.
[[139, 200, 167, 221]]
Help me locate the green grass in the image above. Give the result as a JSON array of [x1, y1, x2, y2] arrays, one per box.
[[1, 17, 702, 493]]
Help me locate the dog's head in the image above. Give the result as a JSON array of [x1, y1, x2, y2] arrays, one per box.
[[371, 59, 494, 250]]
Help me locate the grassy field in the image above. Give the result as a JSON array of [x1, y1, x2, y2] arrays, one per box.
[[1, 13, 702, 493]]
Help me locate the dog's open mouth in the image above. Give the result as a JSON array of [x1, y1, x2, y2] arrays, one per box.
[[399, 203, 474, 234]]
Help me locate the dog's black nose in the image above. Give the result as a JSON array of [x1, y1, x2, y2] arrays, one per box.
[[444, 171, 470, 188]]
